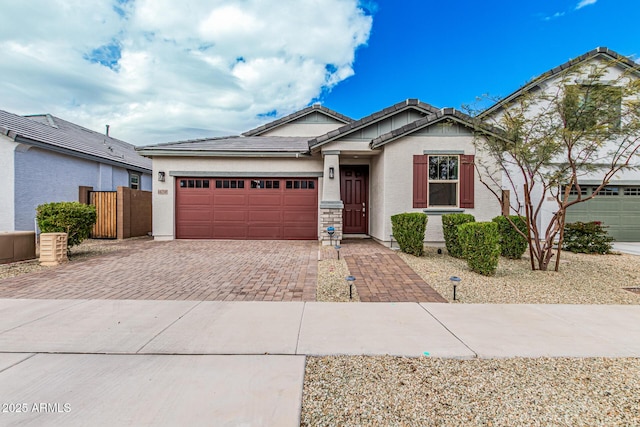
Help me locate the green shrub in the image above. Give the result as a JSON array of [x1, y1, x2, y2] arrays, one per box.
[[563, 221, 613, 254], [492, 215, 529, 259], [458, 222, 501, 276], [391, 212, 428, 256], [441, 213, 475, 258], [36, 202, 97, 249]]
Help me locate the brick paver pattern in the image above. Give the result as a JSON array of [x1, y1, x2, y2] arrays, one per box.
[[0, 240, 317, 301], [334, 239, 447, 303]]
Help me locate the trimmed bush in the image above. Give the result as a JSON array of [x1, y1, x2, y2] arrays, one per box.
[[492, 215, 529, 259], [36, 202, 97, 249], [563, 221, 613, 254], [441, 213, 475, 258], [391, 212, 428, 256], [458, 222, 501, 276]]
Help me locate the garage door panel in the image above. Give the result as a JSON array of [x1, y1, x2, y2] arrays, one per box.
[[213, 225, 248, 239], [214, 194, 248, 205], [249, 210, 283, 222], [177, 177, 317, 240], [283, 211, 317, 222], [178, 193, 213, 206], [247, 226, 283, 239], [248, 194, 283, 207], [176, 223, 212, 239], [565, 186, 640, 242], [283, 193, 317, 206], [213, 210, 248, 222]]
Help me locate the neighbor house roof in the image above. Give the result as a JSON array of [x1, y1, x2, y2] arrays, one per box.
[[308, 98, 440, 149], [242, 104, 353, 136], [0, 110, 151, 172], [370, 108, 508, 149], [137, 136, 311, 157], [480, 47, 640, 118]]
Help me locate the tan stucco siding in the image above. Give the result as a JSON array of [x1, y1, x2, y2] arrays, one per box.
[[378, 135, 501, 243], [260, 123, 343, 137], [151, 156, 323, 240]]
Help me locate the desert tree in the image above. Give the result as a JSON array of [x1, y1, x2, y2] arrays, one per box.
[[468, 57, 640, 271]]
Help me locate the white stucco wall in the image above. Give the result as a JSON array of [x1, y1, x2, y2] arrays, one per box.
[[151, 156, 324, 240], [0, 135, 18, 231], [376, 135, 501, 244]]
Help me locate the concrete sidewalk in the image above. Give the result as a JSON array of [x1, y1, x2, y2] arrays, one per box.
[[1, 299, 639, 426]]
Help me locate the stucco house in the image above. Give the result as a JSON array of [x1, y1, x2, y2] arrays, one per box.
[[139, 100, 504, 245], [0, 110, 152, 232], [481, 47, 640, 242]]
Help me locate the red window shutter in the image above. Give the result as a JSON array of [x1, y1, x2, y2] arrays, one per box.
[[413, 155, 428, 208], [460, 154, 475, 209]]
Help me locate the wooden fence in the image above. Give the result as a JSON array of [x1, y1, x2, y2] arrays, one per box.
[[89, 191, 117, 238]]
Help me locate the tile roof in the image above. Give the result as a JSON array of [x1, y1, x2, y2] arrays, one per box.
[[137, 135, 311, 155], [0, 110, 151, 172], [370, 108, 507, 149], [480, 47, 640, 118], [308, 98, 440, 149], [242, 104, 353, 136]]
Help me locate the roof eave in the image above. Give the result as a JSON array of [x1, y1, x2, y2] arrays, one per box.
[[14, 135, 151, 173], [137, 149, 312, 158]]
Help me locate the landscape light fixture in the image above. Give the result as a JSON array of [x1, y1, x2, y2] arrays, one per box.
[[327, 226, 335, 245], [346, 275, 356, 300], [334, 244, 341, 260], [449, 276, 461, 301]]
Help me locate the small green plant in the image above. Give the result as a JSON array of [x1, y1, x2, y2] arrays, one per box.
[[458, 222, 501, 276], [391, 212, 428, 256], [36, 202, 97, 249], [492, 215, 528, 259], [442, 213, 475, 258], [563, 221, 613, 254]]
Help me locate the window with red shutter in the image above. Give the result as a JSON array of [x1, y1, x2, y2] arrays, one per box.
[[413, 155, 428, 208], [459, 155, 475, 208], [413, 154, 475, 209]]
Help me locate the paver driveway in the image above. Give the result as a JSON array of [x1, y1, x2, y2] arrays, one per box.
[[0, 240, 317, 301]]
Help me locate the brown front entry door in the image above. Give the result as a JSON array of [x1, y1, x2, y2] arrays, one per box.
[[340, 166, 368, 234]]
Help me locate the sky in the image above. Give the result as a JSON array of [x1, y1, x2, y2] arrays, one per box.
[[0, 0, 638, 145]]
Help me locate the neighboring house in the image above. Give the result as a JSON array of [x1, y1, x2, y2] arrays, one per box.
[[139, 101, 503, 244], [481, 47, 640, 242], [0, 110, 152, 232]]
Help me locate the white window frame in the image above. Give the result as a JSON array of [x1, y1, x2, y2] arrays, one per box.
[[427, 154, 459, 208]]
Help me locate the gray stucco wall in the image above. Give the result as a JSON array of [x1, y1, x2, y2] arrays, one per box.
[[13, 146, 150, 231]]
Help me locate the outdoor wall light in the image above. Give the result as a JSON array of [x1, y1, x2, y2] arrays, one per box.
[[329, 167, 335, 179], [158, 171, 165, 182]]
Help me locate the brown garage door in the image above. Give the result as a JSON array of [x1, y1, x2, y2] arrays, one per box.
[[175, 177, 318, 239]]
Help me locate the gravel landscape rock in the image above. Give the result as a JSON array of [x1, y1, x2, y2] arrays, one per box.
[[302, 356, 640, 426], [400, 247, 640, 304]]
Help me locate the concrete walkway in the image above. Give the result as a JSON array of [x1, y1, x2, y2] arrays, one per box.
[[1, 299, 639, 426]]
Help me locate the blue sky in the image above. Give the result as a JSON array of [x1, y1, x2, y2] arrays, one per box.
[[0, 0, 637, 144], [322, 0, 640, 119]]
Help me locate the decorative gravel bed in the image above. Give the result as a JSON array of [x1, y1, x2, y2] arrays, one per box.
[[399, 247, 640, 304], [302, 356, 640, 426], [316, 246, 360, 302]]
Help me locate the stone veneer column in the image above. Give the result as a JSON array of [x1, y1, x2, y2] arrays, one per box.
[[320, 151, 343, 245]]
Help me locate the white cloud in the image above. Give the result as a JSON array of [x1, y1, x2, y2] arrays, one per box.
[[0, 0, 373, 144], [543, 11, 566, 21], [576, 0, 597, 10]]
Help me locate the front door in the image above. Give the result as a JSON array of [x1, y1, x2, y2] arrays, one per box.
[[340, 166, 368, 234]]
